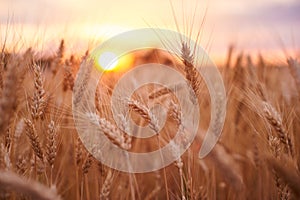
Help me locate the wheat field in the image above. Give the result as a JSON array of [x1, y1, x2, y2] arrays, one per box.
[[0, 33, 300, 200]]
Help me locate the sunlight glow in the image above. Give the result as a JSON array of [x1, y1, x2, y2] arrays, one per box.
[[98, 52, 119, 71], [97, 52, 134, 72]]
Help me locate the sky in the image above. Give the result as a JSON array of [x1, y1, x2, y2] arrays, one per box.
[[0, 0, 299, 62]]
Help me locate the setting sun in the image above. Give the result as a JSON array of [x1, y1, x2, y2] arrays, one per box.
[[96, 51, 134, 72], [98, 52, 119, 71]]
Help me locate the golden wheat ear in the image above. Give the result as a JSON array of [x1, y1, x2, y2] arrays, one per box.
[[265, 155, 300, 199], [24, 119, 44, 162], [100, 169, 113, 200], [31, 64, 47, 120]]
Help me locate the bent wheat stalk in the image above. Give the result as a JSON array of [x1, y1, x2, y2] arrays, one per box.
[[0, 170, 61, 200]]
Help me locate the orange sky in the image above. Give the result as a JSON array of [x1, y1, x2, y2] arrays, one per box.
[[0, 0, 299, 63]]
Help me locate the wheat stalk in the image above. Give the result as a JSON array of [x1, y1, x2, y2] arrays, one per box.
[[73, 59, 93, 106], [51, 40, 65, 75], [287, 58, 300, 97], [0, 170, 61, 200], [168, 100, 187, 199], [144, 185, 161, 200], [0, 58, 19, 135], [225, 45, 234, 69], [0, 143, 11, 170], [0, 62, 3, 93], [194, 128, 244, 191]]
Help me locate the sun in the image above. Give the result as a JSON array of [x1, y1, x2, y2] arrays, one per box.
[[96, 51, 134, 72], [98, 52, 119, 71]]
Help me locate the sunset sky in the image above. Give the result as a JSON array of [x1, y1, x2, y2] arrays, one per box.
[[0, 0, 299, 62]]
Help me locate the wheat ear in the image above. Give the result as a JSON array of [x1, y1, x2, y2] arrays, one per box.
[[127, 99, 159, 133], [181, 42, 200, 96], [266, 155, 300, 199], [262, 101, 293, 157], [63, 56, 75, 92], [100, 169, 113, 200], [148, 82, 185, 99], [24, 119, 44, 162], [86, 113, 131, 150], [46, 120, 57, 168], [31, 64, 47, 120], [82, 153, 93, 174], [73, 59, 93, 106]]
